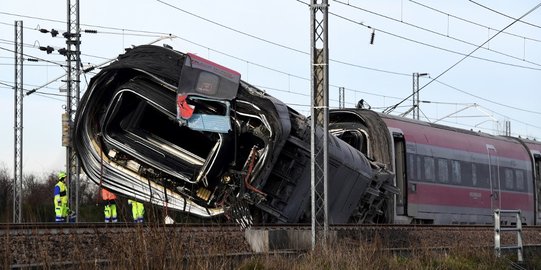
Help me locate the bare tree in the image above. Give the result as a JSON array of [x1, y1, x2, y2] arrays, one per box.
[[0, 164, 11, 222]]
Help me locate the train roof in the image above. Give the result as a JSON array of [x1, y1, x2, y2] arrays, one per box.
[[375, 110, 516, 142], [330, 108, 535, 160]]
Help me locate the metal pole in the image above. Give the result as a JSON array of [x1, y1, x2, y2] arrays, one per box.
[[13, 20, 23, 223], [412, 73, 418, 120], [413, 73, 427, 120], [310, 0, 329, 249], [339, 87, 345, 109], [64, 0, 81, 222]]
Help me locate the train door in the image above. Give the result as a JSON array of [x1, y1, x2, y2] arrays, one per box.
[[393, 132, 407, 216], [534, 153, 541, 224], [487, 144, 501, 211]]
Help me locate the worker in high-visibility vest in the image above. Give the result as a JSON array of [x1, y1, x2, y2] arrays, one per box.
[[128, 199, 145, 223], [54, 171, 69, 222], [101, 188, 118, 223]]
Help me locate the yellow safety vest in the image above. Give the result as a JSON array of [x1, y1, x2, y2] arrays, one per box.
[[54, 181, 68, 207]]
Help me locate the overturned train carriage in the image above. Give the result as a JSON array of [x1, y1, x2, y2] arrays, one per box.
[[74, 45, 396, 224]]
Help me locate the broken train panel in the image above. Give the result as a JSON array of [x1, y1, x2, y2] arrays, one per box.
[[74, 45, 395, 224]]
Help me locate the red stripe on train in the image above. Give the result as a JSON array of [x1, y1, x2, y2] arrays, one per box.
[[407, 182, 534, 211]]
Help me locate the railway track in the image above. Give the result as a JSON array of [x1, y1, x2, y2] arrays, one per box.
[[2, 223, 541, 267]]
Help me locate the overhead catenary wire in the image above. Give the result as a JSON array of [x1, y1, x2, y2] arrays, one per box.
[[2, 6, 539, 72], [333, 0, 541, 67], [2, 6, 539, 75], [4, 6, 537, 121], [156, 0, 412, 77], [382, 2, 541, 114], [469, 0, 541, 30], [476, 105, 541, 131], [0, 13, 412, 77], [0, 46, 66, 67], [432, 79, 541, 116], [0, 11, 172, 36], [296, 0, 541, 71], [257, 84, 518, 117], [328, 11, 541, 72], [409, 0, 541, 43], [0, 81, 13, 88], [0, 81, 66, 99], [155, 0, 306, 55]]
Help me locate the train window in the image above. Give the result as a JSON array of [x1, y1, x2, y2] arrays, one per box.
[[407, 154, 416, 180], [451, 160, 461, 184], [461, 162, 472, 186], [424, 157, 435, 181], [417, 156, 423, 181], [334, 129, 368, 155], [472, 164, 478, 186], [505, 169, 514, 190], [478, 164, 489, 188], [437, 159, 449, 183], [516, 170, 525, 191]]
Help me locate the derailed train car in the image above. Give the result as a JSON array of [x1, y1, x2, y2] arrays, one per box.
[[329, 110, 541, 225], [73, 45, 396, 225]]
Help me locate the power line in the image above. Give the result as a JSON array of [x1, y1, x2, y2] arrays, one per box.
[[3, 4, 539, 75], [81, 30, 163, 38], [25, 74, 66, 96], [0, 11, 412, 78], [432, 79, 541, 116], [476, 105, 541, 131], [0, 81, 13, 88], [0, 46, 66, 67], [0, 62, 59, 67], [260, 85, 393, 109], [4, 17, 408, 104], [0, 20, 43, 32], [409, 0, 541, 43], [31, 92, 66, 101], [0, 86, 67, 99], [334, 0, 541, 67], [469, 0, 541, 29], [383, 2, 541, 114], [0, 79, 67, 92], [0, 82, 66, 99], [297, 0, 541, 71], [0, 12, 171, 36], [156, 0, 413, 77], [5, 18, 535, 118], [159, 0, 541, 80], [155, 0, 306, 54], [3, 5, 538, 116], [1, 18, 166, 40], [328, 11, 541, 72]]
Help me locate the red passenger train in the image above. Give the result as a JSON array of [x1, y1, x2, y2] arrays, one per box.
[[329, 109, 541, 225]]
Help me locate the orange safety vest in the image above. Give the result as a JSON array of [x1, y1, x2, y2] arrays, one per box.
[[101, 189, 117, 201]]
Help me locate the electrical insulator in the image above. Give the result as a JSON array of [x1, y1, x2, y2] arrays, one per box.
[[58, 48, 68, 56], [62, 113, 71, 146]]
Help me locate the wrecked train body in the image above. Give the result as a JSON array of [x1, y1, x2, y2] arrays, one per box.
[[74, 45, 395, 224]]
